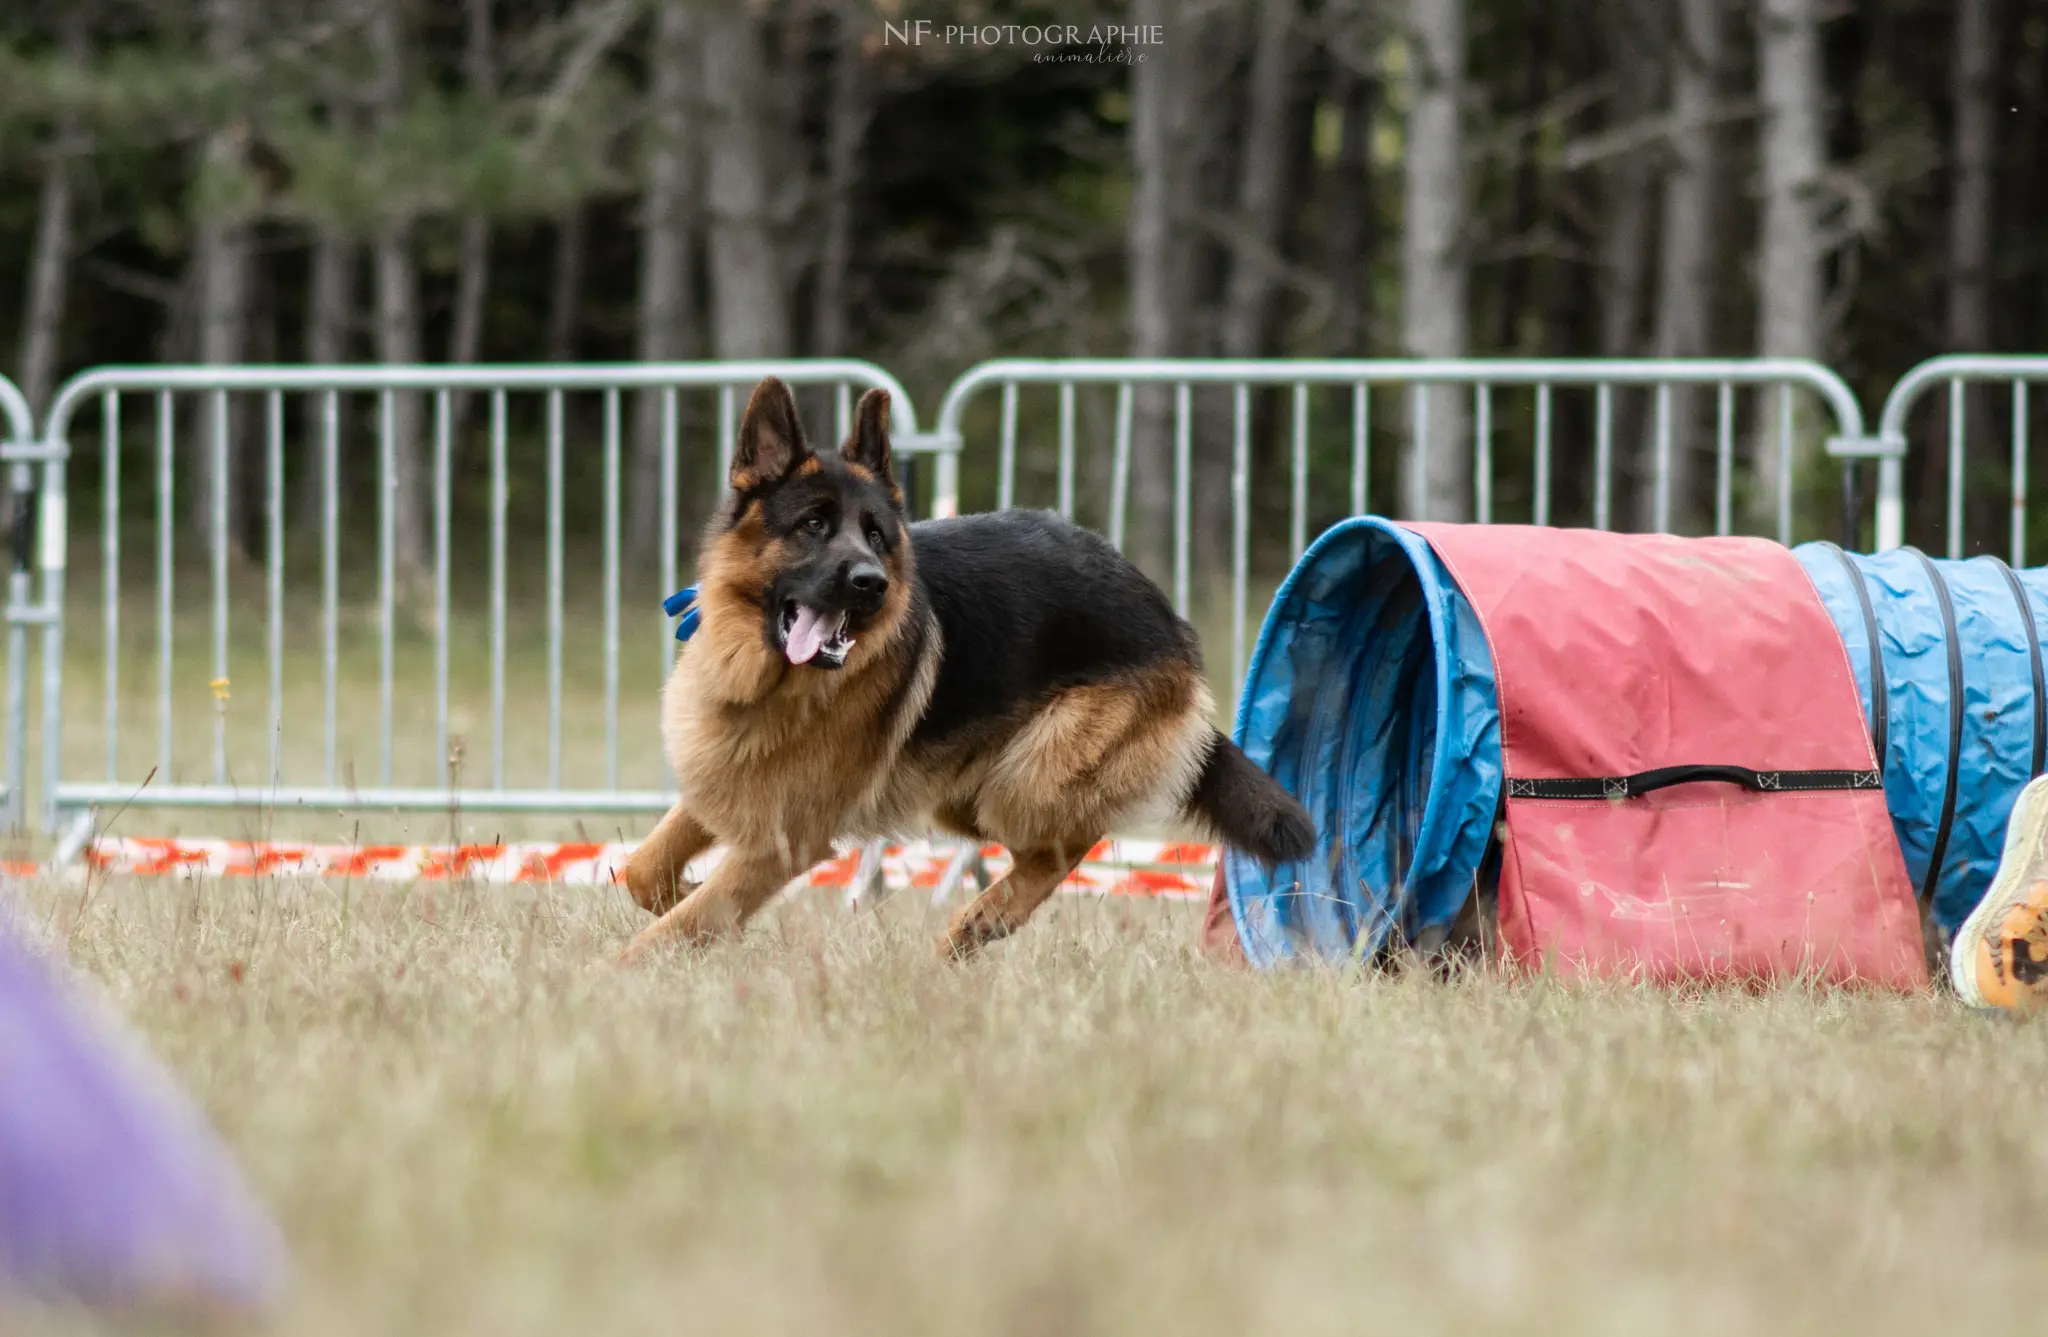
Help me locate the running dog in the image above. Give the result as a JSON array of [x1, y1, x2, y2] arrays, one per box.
[[618, 376, 1314, 961]]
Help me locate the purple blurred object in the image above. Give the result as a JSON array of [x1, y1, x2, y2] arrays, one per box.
[[0, 907, 286, 1310]]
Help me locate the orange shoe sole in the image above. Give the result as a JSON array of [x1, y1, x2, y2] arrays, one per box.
[[1952, 775, 2048, 1012]]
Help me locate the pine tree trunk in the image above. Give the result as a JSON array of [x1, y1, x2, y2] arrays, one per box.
[[191, 0, 255, 547], [375, 223, 427, 577], [1323, 33, 1377, 358], [1947, 0, 1996, 353], [1654, 0, 1727, 534], [447, 0, 495, 434], [1754, 0, 1826, 534], [546, 205, 586, 363], [1191, 0, 1298, 573], [700, 6, 789, 359], [1125, 0, 1190, 584], [1598, 54, 1654, 361], [1220, 0, 1296, 362], [812, 0, 869, 359], [1598, 7, 1656, 528], [1491, 3, 1547, 353], [629, 0, 699, 568], [1933, 0, 1998, 553], [371, 0, 428, 581], [18, 153, 75, 417], [301, 228, 355, 532], [1401, 0, 1471, 522], [16, 13, 87, 418]]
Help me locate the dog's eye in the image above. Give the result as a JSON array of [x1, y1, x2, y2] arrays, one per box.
[[803, 514, 828, 534], [867, 525, 885, 550]]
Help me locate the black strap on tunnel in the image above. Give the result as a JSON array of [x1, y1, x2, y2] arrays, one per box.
[[1904, 548, 1965, 907], [1506, 765, 1881, 801], [1817, 540, 1888, 765], [1989, 556, 2046, 780]]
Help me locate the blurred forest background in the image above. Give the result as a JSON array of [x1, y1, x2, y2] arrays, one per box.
[[0, 0, 2042, 582]]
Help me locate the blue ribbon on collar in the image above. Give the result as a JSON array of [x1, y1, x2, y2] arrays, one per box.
[[664, 586, 701, 642]]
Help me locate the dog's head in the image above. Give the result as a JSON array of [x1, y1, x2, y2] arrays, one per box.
[[700, 377, 911, 672]]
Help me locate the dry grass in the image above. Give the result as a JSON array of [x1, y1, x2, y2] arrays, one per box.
[[3, 873, 2045, 1337]]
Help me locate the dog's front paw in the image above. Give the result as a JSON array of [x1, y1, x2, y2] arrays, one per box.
[[626, 874, 698, 916], [938, 906, 1012, 961]]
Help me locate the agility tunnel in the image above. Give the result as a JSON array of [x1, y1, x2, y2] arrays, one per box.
[[1797, 545, 2048, 941], [1221, 519, 2048, 985], [0, 908, 285, 1311]]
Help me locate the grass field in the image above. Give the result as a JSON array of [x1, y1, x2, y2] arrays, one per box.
[[4, 873, 2045, 1336]]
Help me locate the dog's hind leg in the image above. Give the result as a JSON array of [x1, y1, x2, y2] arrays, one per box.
[[940, 840, 1095, 960], [622, 803, 716, 915], [618, 839, 829, 962]]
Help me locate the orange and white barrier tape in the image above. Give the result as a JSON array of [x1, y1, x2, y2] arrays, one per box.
[[74, 836, 1221, 899]]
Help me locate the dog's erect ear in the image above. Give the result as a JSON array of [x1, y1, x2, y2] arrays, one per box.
[[842, 388, 894, 482], [731, 377, 810, 492]]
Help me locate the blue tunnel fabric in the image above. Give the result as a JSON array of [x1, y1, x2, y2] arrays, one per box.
[[1794, 544, 2048, 937], [1226, 525, 2048, 968], [1224, 518, 1502, 968]]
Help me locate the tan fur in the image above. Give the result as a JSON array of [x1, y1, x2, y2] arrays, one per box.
[[619, 379, 1217, 961], [621, 804, 714, 915], [625, 624, 1215, 960], [941, 845, 1096, 958]]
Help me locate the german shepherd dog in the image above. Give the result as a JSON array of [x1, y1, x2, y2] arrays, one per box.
[[618, 377, 1314, 961]]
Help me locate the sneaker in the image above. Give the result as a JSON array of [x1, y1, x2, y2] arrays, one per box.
[[1951, 773, 2048, 1011]]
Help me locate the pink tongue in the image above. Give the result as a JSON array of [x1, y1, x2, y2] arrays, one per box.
[[785, 604, 832, 665]]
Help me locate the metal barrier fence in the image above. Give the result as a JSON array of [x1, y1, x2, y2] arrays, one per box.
[[930, 358, 1867, 698], [1873, 355, 2048, 563], [34, 362, 923, 848], [0, 372, 49, 833], [4, 352, 2035, 845]]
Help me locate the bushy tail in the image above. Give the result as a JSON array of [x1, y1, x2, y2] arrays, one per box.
[[1183, 730, 1315, 866]]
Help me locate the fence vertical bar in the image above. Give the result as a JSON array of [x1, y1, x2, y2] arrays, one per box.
[[1409, 384, 1429, 521], [2014, 382, 2030, 567], [101, 394, 118, 782], [1653, 383, 1673, 535], [378, 390, 395, 786], [603, 387, 621, 789], [717, 386, 735, 484], [1173, 383, 1191, 617], [1594, 384, 1613, 531], [490, 391, 507, 791], [434, 390, 452, 784], [266, 391, 284, 785], [211, 390, 229, 784], [1291, 383, 1309, 560], [1948, 379, 1965, 560], [1534, 384, 1552, 527], [1715, 383, 1734, 536], [997, 381, 1018, 512], [1231, 384, 1251, 704], [835, 383, 851, 442], [1474, 385, 1492, 525], [1778, 386, 1795, 547], [3, 512, 23, 830], [1108, 384, 1132, 550], [36, 453, 65, 832], [1057, 382, 1076, 520], [547, 390, 564, 788], [323, 391, 338, 784], [158, 392, 173, 782], [1351, 383, 1368, 516], [659, 389, 678, 690]]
